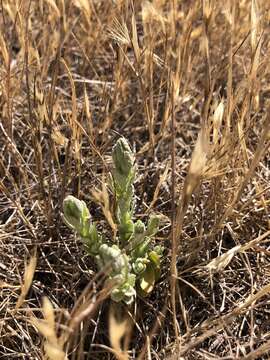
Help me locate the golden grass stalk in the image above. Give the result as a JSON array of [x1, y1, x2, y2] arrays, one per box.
[[16, 253, 37, 309], [31, 297, 67, 360]]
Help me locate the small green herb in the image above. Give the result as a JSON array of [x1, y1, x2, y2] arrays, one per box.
[[63, 138, 163, 304]]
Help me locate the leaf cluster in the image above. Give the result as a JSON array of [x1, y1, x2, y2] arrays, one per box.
[[63, 138, 163, 304]]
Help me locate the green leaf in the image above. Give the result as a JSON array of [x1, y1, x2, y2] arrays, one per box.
[[149, 251, 160, 267], [146, 215, 159, 237], [138, 263, 156, 296], [153, 245, 164, 257], [119, 218, 134, 243], [84, 224, 102, 255], [149, 250, 163, 281], [131, 236, 151, 258]]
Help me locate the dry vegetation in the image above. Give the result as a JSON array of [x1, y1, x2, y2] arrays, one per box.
[[0, 0, 270, 359]]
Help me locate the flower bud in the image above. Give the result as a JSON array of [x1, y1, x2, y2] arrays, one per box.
[[134, 220, 145, 234], [112, 138, 135, 177], [119, 218, 134, 243], [63, 195, 90, 237], [98, 244, 129, 274], [99, 244, 121, 263], [132, 257, 147, 274], [110, 273, 136, 304]]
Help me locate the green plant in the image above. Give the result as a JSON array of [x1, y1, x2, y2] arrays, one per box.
[[63, 138, 163, 305]]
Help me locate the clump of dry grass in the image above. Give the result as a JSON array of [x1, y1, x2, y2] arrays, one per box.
[[0, 0, 270, 359], [31, 297, 67, 360]]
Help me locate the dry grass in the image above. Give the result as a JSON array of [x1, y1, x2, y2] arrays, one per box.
[[0, 0, 270, 359]]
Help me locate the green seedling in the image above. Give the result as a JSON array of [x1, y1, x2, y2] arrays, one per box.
[[63, 138, 163, 304]]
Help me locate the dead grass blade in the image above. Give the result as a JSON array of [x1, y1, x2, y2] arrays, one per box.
[[74, 0, 91, 24], [175, 128, 209, 242], [199, 230, 270, 274], [178, 282, 270, 356], [182, 129, 209, 210], [147, 162, 170, 212], [215, 118, 270, 230], [31, 297, 67, 360], [237, 338, 270, 360], [109, 305, 131, 360], [16, 252, 37, 309], [91, 178, 117, 238], [44, 0, 60, 18], [108, 18, 130, 46]]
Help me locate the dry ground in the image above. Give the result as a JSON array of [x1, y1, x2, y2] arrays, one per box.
[[0, 0, 270, 359]]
